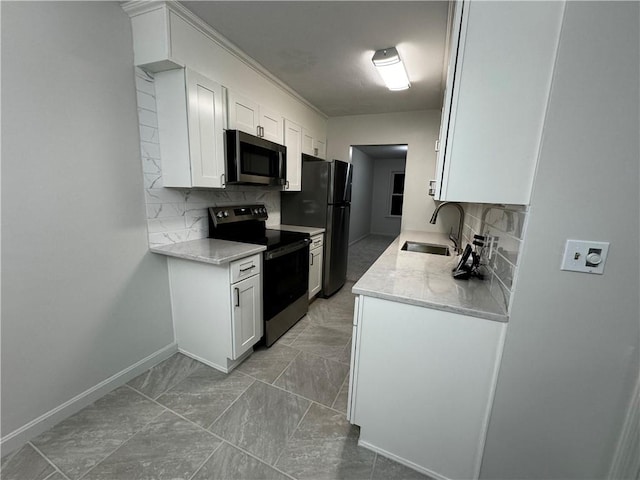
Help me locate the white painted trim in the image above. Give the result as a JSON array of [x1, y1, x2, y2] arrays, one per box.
[[608, 373, 640, 480], [474, 322, 508, 479], [121, 1, 327, 119], [348, 233, 371, 247], [121, 0, 165, 18], [177, 347, 251, 374], [0, 343, 178, 455], [346, 295, 361, 422], [358, 439, 451, 480], [368, 231, 399, 238]]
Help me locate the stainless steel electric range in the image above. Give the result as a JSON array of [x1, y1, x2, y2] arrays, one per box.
[[208, 204, 311, 346]]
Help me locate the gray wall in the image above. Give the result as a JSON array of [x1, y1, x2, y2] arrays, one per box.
[[349, 148, 375, 244], [481, 2, 639, 478], [1, 1, 174, 441], [370, 158, 406, 237]]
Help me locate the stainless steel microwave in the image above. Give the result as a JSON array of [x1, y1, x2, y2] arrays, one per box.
[[225, 130, 287, 186]]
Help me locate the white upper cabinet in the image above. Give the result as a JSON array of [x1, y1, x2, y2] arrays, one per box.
[[284, 119, 303, 191], [434, 0, 565, 205], [155, 68, 226, 188], [125, 1, 328, 182], [227, 90, 283, 144], [302, 127, 327, 159]]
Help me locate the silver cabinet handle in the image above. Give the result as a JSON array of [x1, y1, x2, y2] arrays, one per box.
[[234, 287, 240, 307], [239, 265, 256, 273], [310, 252, 314, 265]]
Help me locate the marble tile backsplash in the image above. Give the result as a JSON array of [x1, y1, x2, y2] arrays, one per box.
[[462, 203, 529, 312], [135, 68, 281, 247]]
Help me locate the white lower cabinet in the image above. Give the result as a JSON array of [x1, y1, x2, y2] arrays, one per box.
[[167, 254, 263, 373], [308, 234, 324, 299], [348, 295, 506, 480]]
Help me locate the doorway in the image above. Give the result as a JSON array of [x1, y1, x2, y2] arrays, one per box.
[[347, 144, 407, 281]]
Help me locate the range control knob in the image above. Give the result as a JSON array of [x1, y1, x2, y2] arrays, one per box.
[[216, 211, 224, 219], [223, 211, 229, 217]]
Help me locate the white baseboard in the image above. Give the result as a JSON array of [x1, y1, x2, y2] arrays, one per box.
[[177, 347, 251, 374], [349, 233, 370, 246], [1, 342, 178, 455], [357, 439, 450, 480], [608, 374, 640, 479]]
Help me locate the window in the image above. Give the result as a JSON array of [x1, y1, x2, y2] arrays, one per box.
[[389, 171, 405, 216]]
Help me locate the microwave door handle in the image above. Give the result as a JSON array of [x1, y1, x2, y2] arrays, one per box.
[[279, 151, 286, 185], [235, 134, 242, 180]]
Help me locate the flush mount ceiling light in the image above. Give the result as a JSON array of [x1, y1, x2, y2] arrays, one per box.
[[372, 47, 411, 91]]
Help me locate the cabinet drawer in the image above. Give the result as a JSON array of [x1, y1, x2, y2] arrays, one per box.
[[310, 234, 324, 250], [230, 254, 261, 283]]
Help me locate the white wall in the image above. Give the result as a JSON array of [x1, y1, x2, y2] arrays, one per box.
[[370, 158, 406, 237], [327, 111, 456, 235], [1, 2, 175, 450], [480, 3, 640, 478], [135, 68, 282, 247], [349, 148, 375, 244]]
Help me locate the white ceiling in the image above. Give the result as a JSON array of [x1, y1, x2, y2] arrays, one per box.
[[355, 144, 408, 160], [180, 1, 451, 117]]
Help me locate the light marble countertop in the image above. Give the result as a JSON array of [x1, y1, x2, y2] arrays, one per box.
[[150, 238, 265, 265], [352, 230, 508, 322], [271, 224, 326, 236]]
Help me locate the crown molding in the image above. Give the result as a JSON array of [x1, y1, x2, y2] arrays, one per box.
[[121, 1, 328, 119]]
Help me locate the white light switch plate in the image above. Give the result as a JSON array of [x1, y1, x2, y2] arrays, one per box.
[[561, 239, 610, 274]]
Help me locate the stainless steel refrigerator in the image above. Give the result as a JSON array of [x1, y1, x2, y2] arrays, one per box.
[[281, 155, 352, 297]]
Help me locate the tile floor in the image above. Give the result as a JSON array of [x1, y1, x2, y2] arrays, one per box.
[[1, 279, 429, 480], [346, 235, 396, 282]]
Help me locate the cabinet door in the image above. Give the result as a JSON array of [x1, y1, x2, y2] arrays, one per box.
[[351, 296, 506, 480], [301, 128, 314, 156], [185, 69, 226, 188], [436, 0, 564, 204], [434, 1, 464, 201], [231, 274, 262, 360], [309, 247, 323, 299], [284, 119, 302, 191], [313, 138, 326, 159], [227, 90, 260, 136], [259, 106, 283, 144]]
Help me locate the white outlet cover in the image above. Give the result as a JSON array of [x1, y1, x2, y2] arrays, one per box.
[[561, 239, 610, 274]]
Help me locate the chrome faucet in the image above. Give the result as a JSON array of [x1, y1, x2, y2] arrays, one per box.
[[429, 202, 465, 254]]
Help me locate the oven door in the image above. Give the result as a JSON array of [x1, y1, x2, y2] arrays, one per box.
[[226, 130, 286, 186], [263, 239, 310, 321]]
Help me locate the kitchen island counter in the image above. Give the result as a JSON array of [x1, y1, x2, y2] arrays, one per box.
[[150, 238, 265, 265], [353, 230, 507, 322]]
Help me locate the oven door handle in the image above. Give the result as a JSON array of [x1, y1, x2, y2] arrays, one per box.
[[264, 238, 311, 261]]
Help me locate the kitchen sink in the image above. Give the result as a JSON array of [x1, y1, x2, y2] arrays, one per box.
[[401, 241, 451, 256]]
